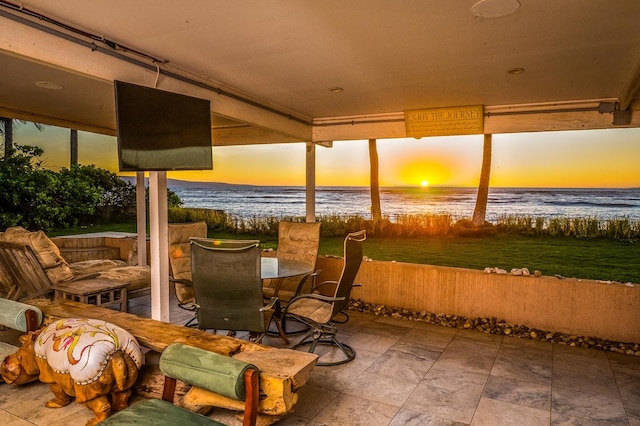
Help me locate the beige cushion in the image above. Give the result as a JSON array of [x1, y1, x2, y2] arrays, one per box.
[[0, 227, 74, 284], [70, 259, 127, 277], [287, 298, 333, 324], [95, 266, 151, 291], [168, 222, 207, 304], [168, 222, 208, 280]]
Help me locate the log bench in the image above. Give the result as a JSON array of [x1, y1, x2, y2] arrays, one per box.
[[28, 298, 317, 424]]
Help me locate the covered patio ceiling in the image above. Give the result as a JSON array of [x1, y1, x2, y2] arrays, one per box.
[[1, 0, 640, 147]]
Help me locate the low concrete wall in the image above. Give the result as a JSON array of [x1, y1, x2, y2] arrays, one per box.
[[315, 256, 640, 343]]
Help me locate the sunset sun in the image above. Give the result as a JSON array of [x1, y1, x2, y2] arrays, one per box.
[[421, 180, 429, 187]]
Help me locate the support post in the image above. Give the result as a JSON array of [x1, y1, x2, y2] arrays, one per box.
[[305, 142, 316, 223], [70, 129, 78, 166], [136, 171, 147, 266], [148, 171, 169, 322]]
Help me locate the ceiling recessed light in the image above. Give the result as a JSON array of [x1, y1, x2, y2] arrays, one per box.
[[328, 87, 344, 93], [471, 0, 520, 19], [506, 67, 525, 75], [35, 81, 64, 90]]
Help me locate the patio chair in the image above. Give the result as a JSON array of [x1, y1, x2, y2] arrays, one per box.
[[190, 238, 285, 343], [168, 222, 208, 326], [99, 343, 259, 426], [282, 230, 366, 366], [262, 221, 321, 302]]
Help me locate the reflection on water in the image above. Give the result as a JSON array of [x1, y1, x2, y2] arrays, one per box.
[[171, 184, 640, 221]]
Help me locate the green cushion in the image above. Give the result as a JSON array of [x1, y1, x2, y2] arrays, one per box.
[[160, 343, 258, 401], [99, 398, 225, 425], [0, 299, 42, 332]]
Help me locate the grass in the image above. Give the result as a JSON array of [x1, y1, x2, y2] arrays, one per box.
[[50, 222, 640, 284]]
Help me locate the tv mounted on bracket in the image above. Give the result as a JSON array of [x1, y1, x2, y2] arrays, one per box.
[[114, 80, 213, 171]]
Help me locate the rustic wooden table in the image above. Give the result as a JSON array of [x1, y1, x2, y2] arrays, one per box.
[[52, 278, 128, 312]]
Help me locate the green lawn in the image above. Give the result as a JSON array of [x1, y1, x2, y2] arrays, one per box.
[[51, 223, 640, 284], [209, 232, 639, 284]]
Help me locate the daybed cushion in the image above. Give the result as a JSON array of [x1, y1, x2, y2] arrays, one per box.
[[94, 266, 150, 291], [69, 259, 127, 277]]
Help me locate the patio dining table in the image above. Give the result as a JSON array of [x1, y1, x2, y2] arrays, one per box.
[[260, 257, 313, 280]]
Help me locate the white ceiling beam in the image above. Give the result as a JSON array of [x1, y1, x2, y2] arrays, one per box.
[[312, 101, 640, 141], [212, 125, 302, 146]]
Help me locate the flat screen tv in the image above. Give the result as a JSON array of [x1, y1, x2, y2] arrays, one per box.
[[114, 80, 213, 171]]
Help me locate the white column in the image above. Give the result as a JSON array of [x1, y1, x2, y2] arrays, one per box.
[[148, 171, 169, 322], [135, 171, 147, 266], [305, 142, 316, 223]]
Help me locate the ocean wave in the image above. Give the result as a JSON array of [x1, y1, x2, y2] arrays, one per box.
[[170, 184, 640, 221]]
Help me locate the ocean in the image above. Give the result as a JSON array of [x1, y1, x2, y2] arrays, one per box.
[[167, 181, 640, 222]]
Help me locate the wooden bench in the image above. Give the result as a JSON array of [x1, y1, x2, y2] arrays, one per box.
[[28, 299, 317, 424]]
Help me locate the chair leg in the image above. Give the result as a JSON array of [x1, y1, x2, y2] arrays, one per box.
[[291, 325, 356, 366], [281, 314, 311, 335], [184, 315, 198, 327], [272, 317, 290, 345]]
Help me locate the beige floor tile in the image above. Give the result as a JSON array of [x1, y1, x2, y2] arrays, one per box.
[[287, 383, 339, 420], [366, 345, 437, 382], [306, 348, 380, 392], [435, 350, 496, 375], [403, 381, 481, 424], [343, 370, 419, 407], [311, 394, 398, 426], [0, 410, 34, 425], [491, 353, 552, 385], [423, 363, 488, 395], [483, 374, 551, 411], [398, 327, 456, 350], [389, 408, 468, 426], [471, 397, 550, 426], [552, 386, 628, 424]]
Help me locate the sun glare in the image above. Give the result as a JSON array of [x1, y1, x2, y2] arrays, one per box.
[[421, 180, 429, 187]]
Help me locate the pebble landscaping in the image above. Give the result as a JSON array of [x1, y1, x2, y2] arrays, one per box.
[[348, 299, 640, 357]]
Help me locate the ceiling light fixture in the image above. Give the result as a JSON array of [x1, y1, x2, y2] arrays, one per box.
[[471, 0, 520, 19], [328, 87, 344, 93], [506, 67, 525, 75], [35, 81, 64, 90]]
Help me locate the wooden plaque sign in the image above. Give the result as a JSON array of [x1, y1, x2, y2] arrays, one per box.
[[405, 105, 484, 137]]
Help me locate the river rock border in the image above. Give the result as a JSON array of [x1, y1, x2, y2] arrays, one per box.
[[348, 298, 640, 357]]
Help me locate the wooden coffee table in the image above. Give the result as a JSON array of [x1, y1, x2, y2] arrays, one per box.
[[53, 278, 128, 312]]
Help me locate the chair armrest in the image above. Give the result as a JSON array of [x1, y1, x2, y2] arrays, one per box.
[[288, 293, 345, 305], [311, 280, 339, 295], [168, 277, 193, 286], [293, 269, 321, 296], [261, 297, 279, 311]]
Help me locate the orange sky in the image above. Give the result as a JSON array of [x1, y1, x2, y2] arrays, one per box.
[[13, 125, 640, 188]]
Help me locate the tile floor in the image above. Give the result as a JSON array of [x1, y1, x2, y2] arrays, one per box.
[[1, 293, 639, 425]]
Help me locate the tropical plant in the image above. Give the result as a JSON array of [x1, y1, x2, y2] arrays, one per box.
[[369, 138, 382, 221], [1, 118, 45, 157], [472, 133, 492, 225]]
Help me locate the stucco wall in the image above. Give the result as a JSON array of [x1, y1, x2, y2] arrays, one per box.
[[315, 256, 640, 343]]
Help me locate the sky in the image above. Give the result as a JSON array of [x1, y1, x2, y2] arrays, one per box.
[[11, 124, 640, 188]]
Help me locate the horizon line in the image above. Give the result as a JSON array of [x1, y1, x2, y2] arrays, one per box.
[[118, 176, 639, 190]]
